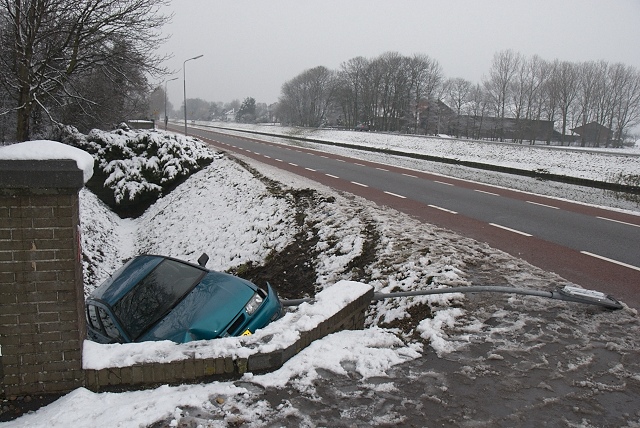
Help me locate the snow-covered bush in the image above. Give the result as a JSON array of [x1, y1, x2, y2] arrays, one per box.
[[54, 125, 215, 216]]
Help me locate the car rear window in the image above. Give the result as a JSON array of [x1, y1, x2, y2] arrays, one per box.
[[112, 258, 205, 340]]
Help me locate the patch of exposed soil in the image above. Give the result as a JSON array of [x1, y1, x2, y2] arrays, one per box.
[[378, 302, 433, 333], [0, 394, 63, 422], [226, 158, 381, 302]]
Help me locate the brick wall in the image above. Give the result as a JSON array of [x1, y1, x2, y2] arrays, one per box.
[[84, 285, 373, 392], [0, 159, 86, 396], [0, 156, 374, 397]]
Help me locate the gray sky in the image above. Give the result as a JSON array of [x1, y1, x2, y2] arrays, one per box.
[[158, 0, 640, 108]]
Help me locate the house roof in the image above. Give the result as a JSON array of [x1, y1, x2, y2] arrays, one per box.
[[570, 121, 611, 135]]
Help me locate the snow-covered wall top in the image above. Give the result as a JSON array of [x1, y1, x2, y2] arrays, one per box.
[[0, 140, 94, 183]]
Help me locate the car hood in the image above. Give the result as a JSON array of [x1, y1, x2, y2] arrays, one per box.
[[138, 271, 257, 342]]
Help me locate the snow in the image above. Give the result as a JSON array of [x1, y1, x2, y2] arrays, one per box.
[[0, 140, 94, 182], [2, 127, 639, 427], [83, 281, 373, 369], [196, 121, 640, 183]]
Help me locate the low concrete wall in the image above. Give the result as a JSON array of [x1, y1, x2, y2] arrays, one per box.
[[83, 282, 373, 392], [126, 120, 155, 130]]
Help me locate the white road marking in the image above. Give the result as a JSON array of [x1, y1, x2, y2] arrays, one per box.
[[305, 167, 316, 172], [428, 205, 458, 214], [351, 181, 368, 187], [288, 163, 298, 167], [435, 180, 453, 186], [325, 174, 339, 179], [376, 167, 389, 172], [489, 223, 532, 236], [581, 251, 640, 272], [402, 173, 418, 178], [526, 200, 559, 209], [475, 189, 500, 196], [597, 216, 640, 228], [384, 191, 406, 199]]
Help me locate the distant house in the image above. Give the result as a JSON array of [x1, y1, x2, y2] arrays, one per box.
[[570, 121, 614, 146], [451, 114, 554, 142], [225, 109, 236, 122], [428, 100, 554, 142]]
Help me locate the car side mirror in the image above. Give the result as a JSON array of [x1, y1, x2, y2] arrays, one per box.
[[197, 253, 209, 267]]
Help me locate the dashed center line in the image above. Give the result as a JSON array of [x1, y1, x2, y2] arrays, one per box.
[[581, 251, 640, 272], [489, 223, 532, 237], [351, 181, 368, 187], [376, 167, 389, 172], [325, 173, 339, 179], [428, 205, 458, 214], [526, 201, 559, 209], [434, 180, 453, 186], [474, 189, 500, 196], [384, 191, 406, 199], [402, 173, 418, 178], [354, 163, 366, 166], [288, 163, 298, 167], [597, 216, 640, 228], [304, 167, 316, 172]]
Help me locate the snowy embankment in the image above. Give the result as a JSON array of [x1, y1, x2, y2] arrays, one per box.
[[4, 128, 639, 427], [198, 121, 640, 184]]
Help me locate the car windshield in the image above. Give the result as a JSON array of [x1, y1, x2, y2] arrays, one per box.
[[112, 258, 205, 340]]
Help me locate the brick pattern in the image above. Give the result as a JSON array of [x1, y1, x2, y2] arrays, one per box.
[[84, 288, 373, 392], [0, 158, 373, 397], [0, 174, 86, 396]]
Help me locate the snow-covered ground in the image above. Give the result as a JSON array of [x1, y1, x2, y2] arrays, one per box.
[[2, 128, 639, 427], [199, 121, 640, 183], [196, 121, 640, 213]]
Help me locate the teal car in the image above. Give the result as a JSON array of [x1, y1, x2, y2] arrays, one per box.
[[85, 254, 283, 344]]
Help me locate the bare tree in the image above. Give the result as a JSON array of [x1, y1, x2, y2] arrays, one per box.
[[375, 52, 408, 132], [484, 49, 522, 141], [337, 56, 369, 128], [278, 66, 337, 127], [409, 54, 443, 134], [612, 66, 640, 145], [0, 0, 170, 141], [550, 60, 579, 144], [443, 77, 472, 137]]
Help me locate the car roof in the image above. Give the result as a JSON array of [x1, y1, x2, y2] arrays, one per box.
[[89, 255, 166, 305]]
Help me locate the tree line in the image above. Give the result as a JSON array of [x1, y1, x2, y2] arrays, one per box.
[[157, 95, 275, 124], [277, 50, 640, 146], [0, 0, 169, 143]]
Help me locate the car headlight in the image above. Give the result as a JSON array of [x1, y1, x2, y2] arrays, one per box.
[[245, 293, 264, 315]]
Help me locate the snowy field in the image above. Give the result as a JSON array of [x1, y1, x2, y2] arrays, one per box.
[[196, 121, 640, 213], [199, 121, 640, 183], [2, 129, 639, 427]]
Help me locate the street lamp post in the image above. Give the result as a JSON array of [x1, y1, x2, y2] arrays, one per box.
[[183, 54, 203, 136], [164, 77, 178, 130]]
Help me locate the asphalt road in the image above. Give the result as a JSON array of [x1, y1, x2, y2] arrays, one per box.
[[175, 125, 640, 310]]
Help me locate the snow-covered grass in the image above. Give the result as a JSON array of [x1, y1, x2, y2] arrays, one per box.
[[2, 127, 639, 427], [198, 121, 640, 185]]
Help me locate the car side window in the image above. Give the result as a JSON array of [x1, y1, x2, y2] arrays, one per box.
[[87, 305, 100, 330], [98, 307, 123, 341]]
